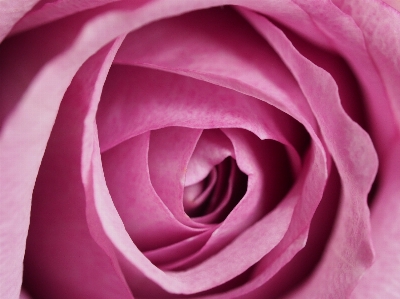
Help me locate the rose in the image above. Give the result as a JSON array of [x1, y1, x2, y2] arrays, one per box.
[[1, 1, 399, 298], [1, 0, 399, 298]]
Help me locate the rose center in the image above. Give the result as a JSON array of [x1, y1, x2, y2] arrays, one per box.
[[183, 157, 247, 222]]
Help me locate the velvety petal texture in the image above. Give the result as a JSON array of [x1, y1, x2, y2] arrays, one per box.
[[0, 0, 398, 299]]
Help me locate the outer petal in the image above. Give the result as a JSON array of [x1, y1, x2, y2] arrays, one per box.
[[0, 7, 112, 299], [334, 2, 400, 296], [240, 7, 377, 298], [331, 0, 400, 135], [10, 0, 129, 34], [23, 38, 134, 299], [0, 0, 40, 42], [350, 144, 400, 298]]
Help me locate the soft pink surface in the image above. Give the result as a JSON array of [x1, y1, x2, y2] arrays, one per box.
[[0, 0, 399, 298]]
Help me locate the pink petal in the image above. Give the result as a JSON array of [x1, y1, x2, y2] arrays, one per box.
[[0, 7, 123, 299], [102, 132, 206, 252], [331, 0, 400, 136], [240, 164, 341, 299], [144, 229, 214, 268], [191, 156, 238, 224], [195, 141, 327, 298], [148, 127, 205, 227], [240, 7, 377, 298], [287, 0, 397, 173], [0, 0, 39, 42], [10, 0, 129, 34], [328, 2, 400, 296], [351, 142, 400, 298], [19, 289, 31, 299], [185, 129, 234, 186], [23, 38, 133, 299], [382, 0, 400, 11], [183, 168, 219, 214]]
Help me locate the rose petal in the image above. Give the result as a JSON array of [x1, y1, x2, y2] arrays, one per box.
[[23, 38, 134, 299], [382, 0, 400, 11], [194, 141, 327, 298], [192, 156, 239, 223], [0, 8, 121, 299], [148, 127, 205, 227], [186, 129, 234, 186], [10, 0, 128, 35], [144, 227, 214, 267], [183, 168, 217, 213], [351, 140, 400, 298], [331, 0, 400, 135], [144, 146, 237, 266], [102, 132, 206, 252], [0, 0, 39, 42], [240, 164, 341, 299], [19, 289, 32, 299], [288, 0, 397, 169], [240, 7, 377, 297]]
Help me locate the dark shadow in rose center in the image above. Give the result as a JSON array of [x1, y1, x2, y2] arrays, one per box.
[[183, 157, 248, 221]]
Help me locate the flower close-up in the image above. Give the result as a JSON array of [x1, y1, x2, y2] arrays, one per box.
[[1, 0, 399, 298]]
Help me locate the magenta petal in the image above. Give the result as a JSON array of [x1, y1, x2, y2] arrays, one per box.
[[19, 291, 31, 299], [11, 0, 127, 34], [351, 141, 400, 298], [185, 129, 234, 186], [23, 38, 133, 299], [331, 0, 400, 135], [19, 289, 31, 299], [0, 0, 39, 41], [1, 3, 237, 297], [102, 132, 205, 251], [148, 127, 205, 227], [240, 8, 378, 297], [2, 0, 391, 298], [0, 8, 125, 299], [382, 0, 400, 11], [286, 0, 397, 164], [144, 229, 214, 267], [183, 168, 217, 213], [193, 158, 238, 223]]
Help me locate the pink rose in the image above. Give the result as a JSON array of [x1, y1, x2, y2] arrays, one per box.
[[1, 0, 399, 298]]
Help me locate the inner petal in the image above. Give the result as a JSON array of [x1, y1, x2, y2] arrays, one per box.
[[183, 168, 217, 215], [148, 126, 204, 228], [101, 131, 205, 251]]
